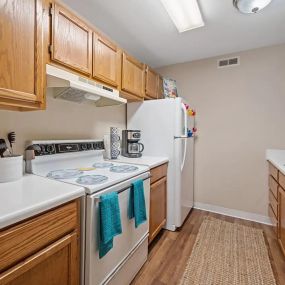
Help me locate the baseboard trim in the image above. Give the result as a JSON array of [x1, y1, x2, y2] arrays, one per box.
[[194, 202, 273, 225]]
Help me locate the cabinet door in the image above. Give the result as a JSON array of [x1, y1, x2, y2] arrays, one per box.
[[0, 233, 79, 285], [279, 187, 285, 255], [51, 3, 92, 75], [0, 0, 44, 109], [121, 53, 145, 100], [145, 66, 158, 99], [93, 34, 121, 88], [149, 177, 167, 243], [158, 76, 164, 99]]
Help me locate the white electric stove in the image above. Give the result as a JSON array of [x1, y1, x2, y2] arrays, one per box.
[[26, 140, 150, 285]]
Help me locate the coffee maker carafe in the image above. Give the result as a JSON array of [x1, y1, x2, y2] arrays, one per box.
[[121, 130, 144, 158]]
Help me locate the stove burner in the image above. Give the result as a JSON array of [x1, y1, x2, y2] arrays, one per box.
[[92, 162, 114, 169], [46, 169, 83, 179], [76, 175, 108, 185], [109, 165, 139, 173]]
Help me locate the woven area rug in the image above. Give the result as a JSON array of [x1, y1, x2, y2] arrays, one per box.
[[180, 218, 278, 285]]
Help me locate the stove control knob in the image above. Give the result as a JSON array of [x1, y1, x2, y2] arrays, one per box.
[[40, 145, 46, 154], [87, 143, 93, 150], [93, 143, 99, 150], [46, 144, 55, 153], [81, 143, 87, 151]]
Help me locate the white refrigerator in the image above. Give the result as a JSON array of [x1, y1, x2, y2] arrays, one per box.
[[127, 97, 195, 231]]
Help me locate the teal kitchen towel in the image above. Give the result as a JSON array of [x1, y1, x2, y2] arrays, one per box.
[[128, 179, 147, 228], [99, 192, 122, 258]]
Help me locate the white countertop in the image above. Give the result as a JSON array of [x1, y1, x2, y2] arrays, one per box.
[[112, 156, 169, 168], [0, 174, 85, 229], [266, 149, 285, 175]]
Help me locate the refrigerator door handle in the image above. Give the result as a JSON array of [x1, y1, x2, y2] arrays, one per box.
[[181, 138, 187, 171], [181, 103, 188, 137], [180, 103, 188, 171]]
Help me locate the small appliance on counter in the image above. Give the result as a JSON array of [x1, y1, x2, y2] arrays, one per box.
[[121, 130, 144, 158]]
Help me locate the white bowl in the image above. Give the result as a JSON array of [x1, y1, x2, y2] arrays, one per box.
[[0, 155, 23, 183]]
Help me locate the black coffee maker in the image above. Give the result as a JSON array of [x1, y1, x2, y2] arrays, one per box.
[[121, 130, 144, 158]]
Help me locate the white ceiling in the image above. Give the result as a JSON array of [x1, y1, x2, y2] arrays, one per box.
[[62, 0, 285, 67]]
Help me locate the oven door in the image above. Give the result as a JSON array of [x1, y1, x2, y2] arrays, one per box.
[[85, 172, 150, 285]]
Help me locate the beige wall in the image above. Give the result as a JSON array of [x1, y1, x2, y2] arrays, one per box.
[[0, 93, 126, 154], [158, 44, 285, 216]]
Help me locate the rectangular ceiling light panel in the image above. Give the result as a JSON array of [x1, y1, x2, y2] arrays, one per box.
[[160, 0, 204, 33]]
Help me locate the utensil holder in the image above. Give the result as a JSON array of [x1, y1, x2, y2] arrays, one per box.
[[0, 155, 23, 183]]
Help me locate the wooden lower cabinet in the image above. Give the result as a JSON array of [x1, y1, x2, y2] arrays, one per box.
[[0, 233, 78, 285], [149, 163, 168, 244], [0, 200, 80, 285], [268, 161, 285, 257], [268, 162, 279, 234], [279, 187, 285, 255]]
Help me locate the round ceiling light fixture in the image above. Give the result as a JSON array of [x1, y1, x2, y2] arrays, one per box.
[[233, 0, 273, 14]]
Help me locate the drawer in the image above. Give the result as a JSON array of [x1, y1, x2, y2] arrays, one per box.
[[269, 190, 278, 218], [269, 175, 278, 199], [268, 204, 278, 235], [0, 201, 79, 272], [279, 171, 285, 190], [268, 162, 279, 181], [150, 163, 168, 184]]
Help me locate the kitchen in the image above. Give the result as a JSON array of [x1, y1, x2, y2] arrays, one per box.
[[0, 0, 285, 284]]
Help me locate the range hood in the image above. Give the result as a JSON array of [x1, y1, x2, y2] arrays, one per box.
[[46, 64, 127, 107]]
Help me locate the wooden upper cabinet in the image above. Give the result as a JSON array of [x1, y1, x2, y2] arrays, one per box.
[[121, 52, 145, 100], [145, 66, 158, 99], [50, 3, 92, 75], [0, 0, 45, 110], [93, 33, 121, 88], [158, 76, 164, 99]]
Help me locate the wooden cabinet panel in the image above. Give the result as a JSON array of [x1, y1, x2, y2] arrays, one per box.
[[279, 171, 285, 191], [93, 34, 121, 88], [269, 175, 278, 199], [268, 205, 278, 235], [121, 53, 145, 100], [0, 233, 78, 285], [149, 177, 167, 243], [145, 66, 158, 99], [51, 3, 92, 75], [150, 163, 168, 184], [269, 162, 279, 181], [278, 187, 285, 256], [0, 201, 78, 272], [158, 76, 164, 99], [269, 190, 278, 218], [0, 0, 45, 109]]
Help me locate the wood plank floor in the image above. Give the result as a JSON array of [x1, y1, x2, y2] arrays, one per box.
[[131, 209, 285, 285]]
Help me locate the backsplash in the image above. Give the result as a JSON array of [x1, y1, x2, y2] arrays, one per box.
[[0, 93, 126, 155]]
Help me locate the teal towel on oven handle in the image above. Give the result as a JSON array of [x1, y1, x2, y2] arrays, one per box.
[[99, 192, 122, 258], [128, 179, 147, 228]]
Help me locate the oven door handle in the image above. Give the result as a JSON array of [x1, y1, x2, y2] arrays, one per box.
[[94, 175, 151, 203]]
